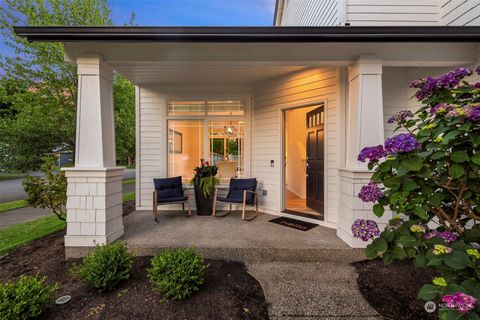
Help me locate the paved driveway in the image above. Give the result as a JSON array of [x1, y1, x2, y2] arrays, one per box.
[[0, 168, 135, 203]]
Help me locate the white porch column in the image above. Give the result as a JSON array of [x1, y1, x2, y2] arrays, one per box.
[[63, 55, 124, 249], [337, 56, 388, 248]]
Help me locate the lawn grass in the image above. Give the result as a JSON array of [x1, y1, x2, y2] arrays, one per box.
[[0, 173, 25, 181], [0, 199, 29, 213], [123, 192, 135, 202], [0, 194, 136, 256], [122, 178, 135, 185], [0, 215, 66, 256]]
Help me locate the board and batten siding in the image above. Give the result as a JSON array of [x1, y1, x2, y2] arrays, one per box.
[[440, 0, 480, 26], [277, 0, 342, 26], [252, 67, 341, 225]]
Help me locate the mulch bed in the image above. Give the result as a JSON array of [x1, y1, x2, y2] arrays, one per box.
[[122, 199, 136, 216], [353, 259, 438, 320], [0, 230, 269, 320]]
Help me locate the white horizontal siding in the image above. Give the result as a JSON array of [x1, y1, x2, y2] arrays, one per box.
[[279, 0, 341, 26], [440, 0, 480, 26], [252, 67, 340, 224], [347, 0, 439, 25], [137, 86, 168, 208]]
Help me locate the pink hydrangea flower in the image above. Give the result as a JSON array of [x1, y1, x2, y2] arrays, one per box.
[[442, 292, 477, 314]]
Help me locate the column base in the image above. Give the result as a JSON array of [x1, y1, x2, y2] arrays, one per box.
[[63, 167, 125, 248], [337, 168, 391, 248]]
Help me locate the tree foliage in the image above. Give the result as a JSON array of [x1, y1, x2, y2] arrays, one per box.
[[0, 0, 135, 171], [114, 74, 135, 166], [23, 157, 67, 220]]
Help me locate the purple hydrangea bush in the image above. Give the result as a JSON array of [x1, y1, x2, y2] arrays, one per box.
[[353, 66, 480, 319]]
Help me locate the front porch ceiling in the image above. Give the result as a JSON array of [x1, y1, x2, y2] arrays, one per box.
[[112, 63, 307, 84], [61, 42, 479, 85]]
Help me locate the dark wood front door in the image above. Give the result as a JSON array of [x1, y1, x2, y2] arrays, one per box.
[[306, 106, 324, 215]]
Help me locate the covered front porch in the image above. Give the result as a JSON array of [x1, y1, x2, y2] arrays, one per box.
[[86, 210, 362, 262], [14, 26, 480, 253]]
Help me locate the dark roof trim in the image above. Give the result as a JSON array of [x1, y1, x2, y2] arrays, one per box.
[[13, 26, 480, 42]]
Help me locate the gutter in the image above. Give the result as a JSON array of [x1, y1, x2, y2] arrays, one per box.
[[13, 26, 480, 42]]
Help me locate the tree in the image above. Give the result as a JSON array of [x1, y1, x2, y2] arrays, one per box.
[[23, 157, 67, 220], [0, 0, 136, 171], [114, 74, 135, 166]]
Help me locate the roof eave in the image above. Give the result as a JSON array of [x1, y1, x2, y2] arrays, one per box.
[[13, 26, 480, 42]]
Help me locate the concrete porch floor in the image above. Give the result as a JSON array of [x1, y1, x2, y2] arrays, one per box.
[[120, 210, 364, 263]]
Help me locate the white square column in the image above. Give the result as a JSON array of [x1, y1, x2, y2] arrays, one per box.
[[337, 56, 389, 248], [63, 55, 124, 248]]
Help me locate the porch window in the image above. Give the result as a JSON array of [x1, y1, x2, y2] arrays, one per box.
[[167, 120, 205, 182], [167, 100, 245, 182], [168, 100, 244, 116]]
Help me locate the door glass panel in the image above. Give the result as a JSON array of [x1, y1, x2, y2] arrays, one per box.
[[168, 120, 204, 183], [208, 120, 244, 182]]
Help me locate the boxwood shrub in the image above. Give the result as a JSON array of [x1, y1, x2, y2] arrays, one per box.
[[0, 274, 57, 320], [77, 242, 133, 291], [148, 248, 207, 301]]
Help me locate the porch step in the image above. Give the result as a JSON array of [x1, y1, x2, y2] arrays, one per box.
[[246, 261, 381, 320], [126, 245, 365, 263]]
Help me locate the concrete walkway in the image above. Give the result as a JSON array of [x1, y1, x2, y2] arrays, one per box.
[[247, 262, 380, 320], [0, 183, 136, 228], [114, 210, 379, 319]]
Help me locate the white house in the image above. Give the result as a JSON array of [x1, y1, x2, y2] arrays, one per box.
[[14, 18, 480, 250]]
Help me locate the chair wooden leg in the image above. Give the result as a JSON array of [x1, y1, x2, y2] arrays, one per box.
[[212, 188, 218, 217], [152, 190, 158, 222], [187, 192, 192, 216], [255, 193, 259, 215], [242, 190, 247, 220], [182, 202, 185, 213], [229, 203, 232, 213]]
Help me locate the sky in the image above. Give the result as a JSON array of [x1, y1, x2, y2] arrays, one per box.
[[0, 0, 276, 75]]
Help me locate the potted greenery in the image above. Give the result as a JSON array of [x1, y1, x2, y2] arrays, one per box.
[[191, 160, 219, 215]]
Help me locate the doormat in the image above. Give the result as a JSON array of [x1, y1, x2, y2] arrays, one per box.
[[268, 217, 318, 231]]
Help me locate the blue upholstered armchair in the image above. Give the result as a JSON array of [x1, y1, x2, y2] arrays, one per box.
[[153, 176, 191, 220], [212, 178, 258, 221]]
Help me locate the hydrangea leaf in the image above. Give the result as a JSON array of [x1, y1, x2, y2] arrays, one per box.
[[417, 284, 438, 300], [431, 151, 446, 160], [402, 180, 418, 192], [380, 230, 394, 242], [371, 238, 388, 253], [448, 164, 465, 178], [451, 151, 469, 163], [373, 203, 385, 217], [413, 206, 428, 220], [471, 154, 480, 165], [444, 251, 470, 270], [365, 244, 378, 259]]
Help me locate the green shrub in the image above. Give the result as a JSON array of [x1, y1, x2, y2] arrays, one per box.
[[0, 274, 57, 320], [77, 242, 133, 291], [148, 248, 207, 301]]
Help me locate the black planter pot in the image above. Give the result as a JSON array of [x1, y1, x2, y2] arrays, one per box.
[[194, 183, 213, 215]]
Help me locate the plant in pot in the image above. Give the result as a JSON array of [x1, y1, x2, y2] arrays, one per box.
[[191, 160, 219, 215]]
